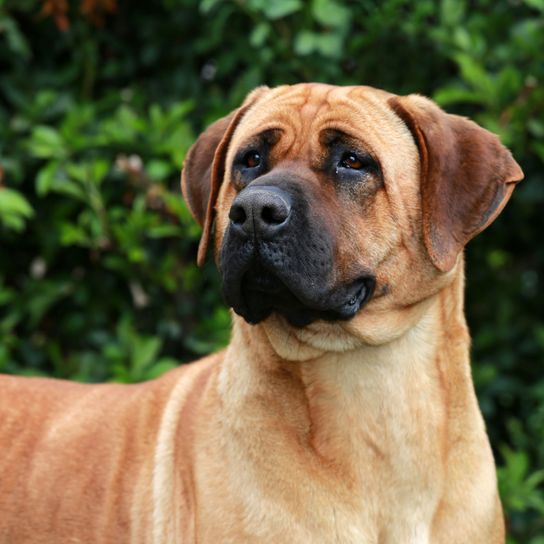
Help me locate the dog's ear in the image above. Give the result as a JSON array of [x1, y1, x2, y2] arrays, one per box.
[[389, 95, 524, 272], [182, 87, 268, 266]]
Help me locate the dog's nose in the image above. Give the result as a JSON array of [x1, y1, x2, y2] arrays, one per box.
[[229, 186, 292, 238]]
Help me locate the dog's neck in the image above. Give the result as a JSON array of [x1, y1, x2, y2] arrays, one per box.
[[218, 269, 481, 470]]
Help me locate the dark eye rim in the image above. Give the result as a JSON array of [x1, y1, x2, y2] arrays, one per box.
[[241, 150, 262, 169], [338, 151, 376, 171], [339, 152, 361, 169], [338, 151, 370, 170]]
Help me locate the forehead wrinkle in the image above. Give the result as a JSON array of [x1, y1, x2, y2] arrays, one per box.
[[288, 86, 335, 158], [343, 90, 410, 151], [242, 86, 336, 161], [267, 82, 335, 104]]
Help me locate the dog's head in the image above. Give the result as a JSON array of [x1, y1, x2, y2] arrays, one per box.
[[182, 84, 523, 350]]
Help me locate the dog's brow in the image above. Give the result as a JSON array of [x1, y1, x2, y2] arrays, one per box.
[[320, 128, 364, 146], [321, 128, 379, 161], [239, 128, 283, 149]]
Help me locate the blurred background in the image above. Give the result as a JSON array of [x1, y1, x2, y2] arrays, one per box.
[[0, 0, 542, 540]]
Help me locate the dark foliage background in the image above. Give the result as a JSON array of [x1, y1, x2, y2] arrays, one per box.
[[0, 0, 543, 540]]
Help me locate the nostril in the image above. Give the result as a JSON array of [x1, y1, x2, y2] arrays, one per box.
[[261, 204, 288, 225], [229, 204, 247, 225], [261, 205, 283, 225]]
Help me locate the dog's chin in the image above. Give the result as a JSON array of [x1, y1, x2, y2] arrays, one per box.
[[226, 267, 375, 328], [250, 313, 367, 362]]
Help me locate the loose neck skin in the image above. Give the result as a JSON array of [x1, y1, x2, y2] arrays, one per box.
[[218, 267, 483, 474], [211, 268, 502, 542]]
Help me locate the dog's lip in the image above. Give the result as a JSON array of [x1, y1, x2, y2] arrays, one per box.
[[346, 281, 369, 310], [331, 277, 375, 319], [237, 267, 375, 326]]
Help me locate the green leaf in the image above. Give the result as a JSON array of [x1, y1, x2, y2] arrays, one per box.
[[262, 0, 302, 20], [312, 0, 350, 29], [499, 447, 544, 514], [0, 188, 33, 218], [315, 32, 343, 58], [168, 100, 194, 120], [60, 223, 92, 247], [0, 285, 15, 306], [294, 30, 317, 55], [0, 188, 34, 231], [131, 336, 162, 380], [528, 119, 544, 138], [149, 104, 164, 129], [440, 0, 466, 26], [91, 160, 110, 185], [250, 22, 270, 47], [36, 163, 87, 201], [452, 27, 472, 51], [0, 15, 31, 59], [433, 86, 483, 106], [524, 0, 544, 12], [199, 0, 223, 14], [26, 280, 72, 326], [147, 224, 180, 238], [452, 53, 497, 106], [147, 159, 173, 181], [28, 126, 67, 159]]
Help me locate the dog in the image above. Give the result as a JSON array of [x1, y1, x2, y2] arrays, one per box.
[[0, 83, 523, 543]]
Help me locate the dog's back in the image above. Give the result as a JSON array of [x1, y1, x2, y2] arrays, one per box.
[[0, 364, 204, 543]]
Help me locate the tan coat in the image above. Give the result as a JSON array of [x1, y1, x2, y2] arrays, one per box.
[[0, 84, 523, 543]]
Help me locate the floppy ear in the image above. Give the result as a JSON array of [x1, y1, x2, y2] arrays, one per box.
[[388, 95, 524, 272], [181, 87, 268, 266]]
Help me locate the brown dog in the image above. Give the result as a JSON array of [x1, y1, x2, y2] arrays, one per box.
[[0, 84, 523, 543]]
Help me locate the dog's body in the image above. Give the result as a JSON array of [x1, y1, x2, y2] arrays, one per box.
[[0, 84, 523, 543]]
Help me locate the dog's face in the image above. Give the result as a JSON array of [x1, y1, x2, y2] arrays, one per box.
[[183, 84, 522, 348]]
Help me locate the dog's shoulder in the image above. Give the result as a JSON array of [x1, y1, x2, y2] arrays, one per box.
[[0, 350, 223, 424]]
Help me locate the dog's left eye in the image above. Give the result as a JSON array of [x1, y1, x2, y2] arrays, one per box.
[[243, 151, 261, 168], [339, 152, 364, 170]]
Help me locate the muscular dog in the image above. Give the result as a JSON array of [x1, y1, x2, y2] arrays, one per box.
[[0, 84, 523, 543]]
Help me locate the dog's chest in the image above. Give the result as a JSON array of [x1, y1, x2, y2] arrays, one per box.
[[199, 341, 448, 543], [211, 382, 444, 543], [204, 443, 442, 544], [299, 352, 445, 541]]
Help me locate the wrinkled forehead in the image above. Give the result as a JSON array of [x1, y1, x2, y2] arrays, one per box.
[[227, 84, 418, 167]]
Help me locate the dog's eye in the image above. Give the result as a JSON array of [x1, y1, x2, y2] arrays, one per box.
[[243, 151, 261, 168], [339, 152, 364, 170]]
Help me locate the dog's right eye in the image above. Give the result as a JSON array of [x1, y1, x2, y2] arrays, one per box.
[[243, 151, 261, 168], [232, 149, 266, 189]]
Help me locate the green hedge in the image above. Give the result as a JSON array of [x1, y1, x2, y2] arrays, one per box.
[[0, 0, 543, 540]]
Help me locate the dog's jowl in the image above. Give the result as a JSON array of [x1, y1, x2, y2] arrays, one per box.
[[0, 84, 523, 543]]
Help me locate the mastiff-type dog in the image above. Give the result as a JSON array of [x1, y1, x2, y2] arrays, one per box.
[[0, 84, 523, 543]]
